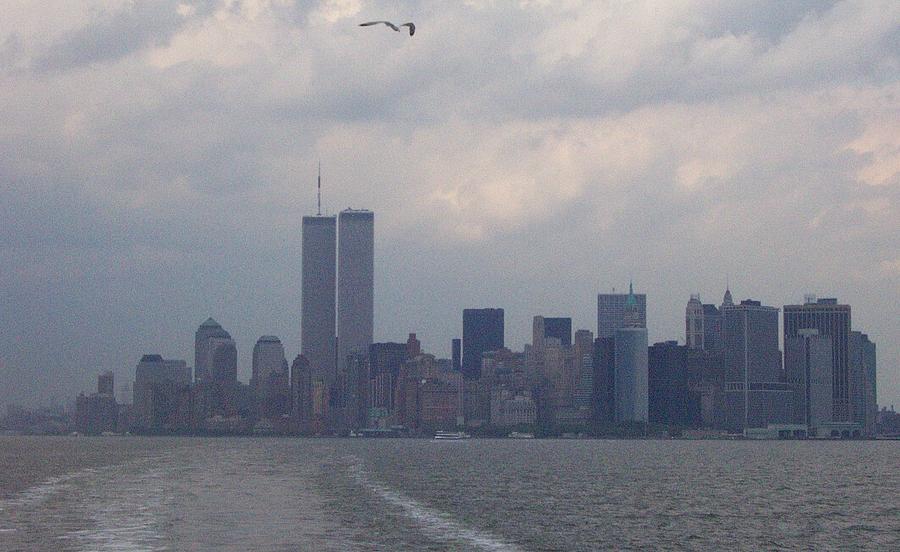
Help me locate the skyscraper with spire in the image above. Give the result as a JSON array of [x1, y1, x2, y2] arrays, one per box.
[[597, 281, 646, 338], [301, 166, 337, 386]]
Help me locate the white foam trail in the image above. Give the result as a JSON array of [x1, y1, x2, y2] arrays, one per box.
[[348, 458, 524, 552], [64, 465, 170, 552], [0, 467, 97, 512]]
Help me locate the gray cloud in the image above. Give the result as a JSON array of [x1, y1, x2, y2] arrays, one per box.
[[31, 1, 217, 72]]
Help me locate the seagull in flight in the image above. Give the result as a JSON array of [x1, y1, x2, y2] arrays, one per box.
[[359, 21, 415, 36]]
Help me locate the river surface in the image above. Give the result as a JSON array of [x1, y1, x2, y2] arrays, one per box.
[[0, 436, 897, 551]]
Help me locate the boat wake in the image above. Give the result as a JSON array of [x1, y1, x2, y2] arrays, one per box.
[[347, 457, 523, 552], [0, 467, 98, 513]]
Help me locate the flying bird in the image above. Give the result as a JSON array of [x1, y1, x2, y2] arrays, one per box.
[[359, 21, 415, 36]]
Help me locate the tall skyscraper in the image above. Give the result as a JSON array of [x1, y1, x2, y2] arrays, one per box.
[[784, 297, 851, 422], [252, 336, 288, 418], [724, 300, 793, 432], [337, 209, 374, 377], [648, 341, 694, 427], [368, 342, 409, 416], [686, 295, 704, 349], [301, 214, 337, 385], [784, 329, 833, 434], [702, 304, 724, 352], [194, 318, 231, 383], [206, 337, 238, 416], [613, 289, 648, 422], [252, 336, 287, 391], [133, 355, 191, 429], [597, 283, 646, 338], [592, 337, 616, 423], [849, 331, 877, 436], [462, 308, 505, 379]]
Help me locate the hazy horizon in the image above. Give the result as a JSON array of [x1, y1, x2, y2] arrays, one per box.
[[1, 1, 898, 411]]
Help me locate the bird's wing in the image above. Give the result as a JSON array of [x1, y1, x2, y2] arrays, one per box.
[[401, 22, 415, 36], [360, 21, 398, 30]]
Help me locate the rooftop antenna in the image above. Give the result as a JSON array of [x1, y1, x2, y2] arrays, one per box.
[[317, 160, 322, 216]]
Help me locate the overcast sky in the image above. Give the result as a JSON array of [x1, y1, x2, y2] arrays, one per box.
[[1, 0, 898, 410]]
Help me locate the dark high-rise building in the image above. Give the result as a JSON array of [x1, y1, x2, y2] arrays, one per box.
[[301, 214, 337, 385], [849, 331, 877, 436], [251, 336, 288, 419], [75, 371, 119, 434], [785, 329, 833, 434], [462, 308, 504, 379], [98, 371, 115, 397], [592, 337, 616, 423], [337, 209, 374, 378], [597, 284, 646, 338], [368, 342, 409, 414], [723, 300, 793, 432], [451, 338, 462, 372], [290, 354, 312, 432], [194, 318, 231, 383], [543, 318, 572, 347], [133, 355, 191, 430], [702, 304, 724, 352], [687, 348, 726, 429], [784, 297, 851, 422], [648, 341, 696, 427]]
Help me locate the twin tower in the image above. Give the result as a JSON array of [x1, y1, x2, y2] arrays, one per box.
[[301, 209, 374, 389]]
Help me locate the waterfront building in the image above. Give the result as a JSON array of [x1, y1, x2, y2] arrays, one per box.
[[462, 308, 504, 379], [337, 209, 374, 380], [74, 372, 118, 434], [132, 355, 191, 430], [368, 342, 409, 417], [490, 388, 537, 427], [648, 341, 696, 427], [290, 354, 312, 432], [301, 214, 337, 385], [783, 297, 851, 422], [784, 329, 833, 435], [687, 348, 726, 429], [614, 326, 649, 423], [849, 331, 877, 436], [723, 300, 793, 433], [592, 337, 616, 423]]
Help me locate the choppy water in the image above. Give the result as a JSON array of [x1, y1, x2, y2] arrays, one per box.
[[0, 437, 898, 551]]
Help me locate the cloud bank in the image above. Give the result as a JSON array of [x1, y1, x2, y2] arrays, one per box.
[[1, 0, 898, 408]]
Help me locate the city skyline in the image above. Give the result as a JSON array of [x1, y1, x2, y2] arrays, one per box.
[[1, 1, 898, 411]]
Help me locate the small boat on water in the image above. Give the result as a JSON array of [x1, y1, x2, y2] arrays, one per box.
[[433, 431, 471, 440], [508, 431, 535, 439]]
